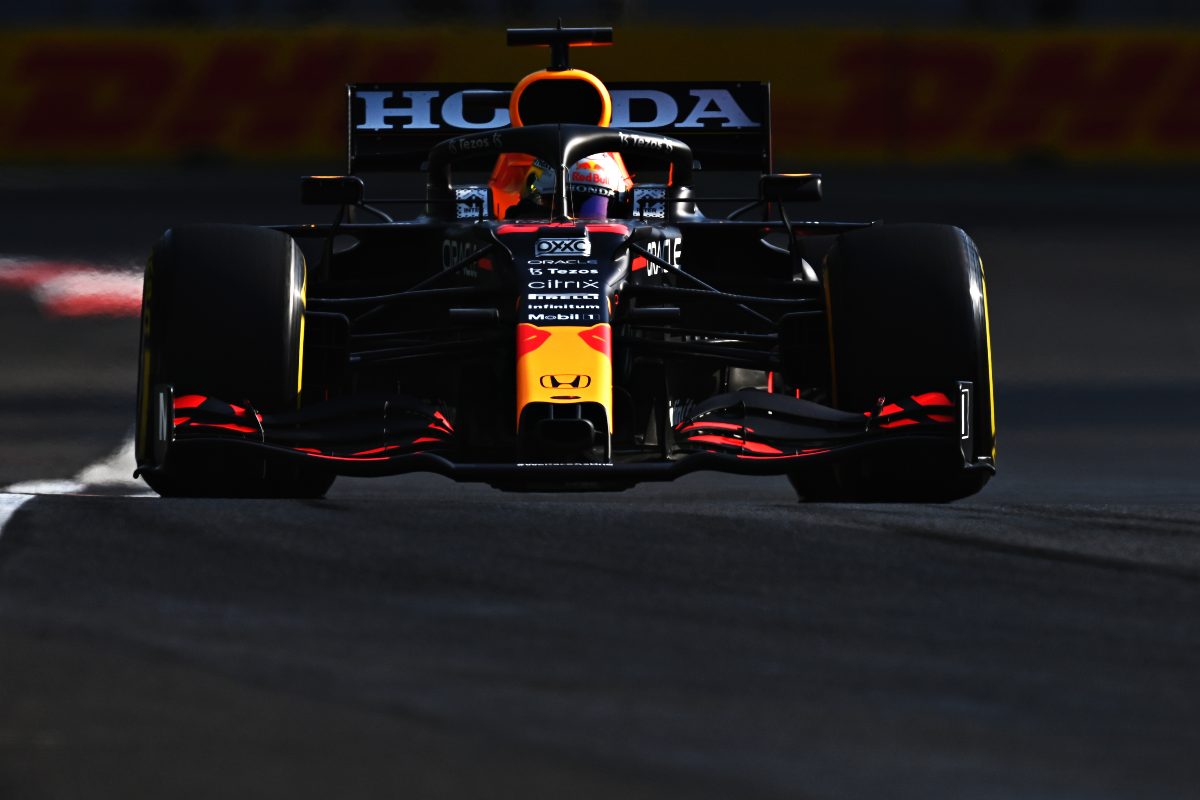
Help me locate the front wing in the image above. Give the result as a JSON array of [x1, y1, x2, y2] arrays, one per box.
[[137, 383, 991, 491]]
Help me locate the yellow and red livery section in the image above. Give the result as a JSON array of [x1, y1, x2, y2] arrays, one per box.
[[501, 221, 629, 435], [515, 323, 613, 430]]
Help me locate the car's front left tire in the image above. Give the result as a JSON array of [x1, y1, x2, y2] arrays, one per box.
[[788, 223, 995, 502]]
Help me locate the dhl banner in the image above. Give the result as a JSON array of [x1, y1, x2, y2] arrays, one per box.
[[1, 27, 1199, 164]]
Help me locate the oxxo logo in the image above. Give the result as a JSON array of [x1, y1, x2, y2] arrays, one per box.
[[535, 237, 591, 257]]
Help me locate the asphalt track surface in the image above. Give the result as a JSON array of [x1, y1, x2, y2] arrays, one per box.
[[1, 165, 1198, 799]]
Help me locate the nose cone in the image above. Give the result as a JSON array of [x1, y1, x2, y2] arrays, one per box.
[[515, 322, 613, 432]]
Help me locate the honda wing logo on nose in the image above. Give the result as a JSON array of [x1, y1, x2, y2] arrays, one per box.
[[535, 236, 591, 257], [540, 374, 592, 389]]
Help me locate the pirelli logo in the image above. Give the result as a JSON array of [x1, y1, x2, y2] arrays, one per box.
[[528, 292, 599, 301]]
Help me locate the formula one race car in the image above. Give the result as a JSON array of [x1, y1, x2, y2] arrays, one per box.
[[134, 25, 996, 501]]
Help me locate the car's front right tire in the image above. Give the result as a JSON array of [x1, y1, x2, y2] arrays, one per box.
[[135, 224, 334, 498]]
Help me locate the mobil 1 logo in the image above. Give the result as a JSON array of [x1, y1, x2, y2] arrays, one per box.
[[524, 291, 604, 324]]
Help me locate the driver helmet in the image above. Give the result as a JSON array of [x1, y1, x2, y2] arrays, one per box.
[[501, 157, 556, 219], [520, 158, 557, 208], [569, 152, 624, 219]]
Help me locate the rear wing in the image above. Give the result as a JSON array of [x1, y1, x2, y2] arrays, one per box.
[[348, 82, 771, 174]]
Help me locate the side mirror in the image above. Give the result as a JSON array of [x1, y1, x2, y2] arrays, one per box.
[[454, 185, 494, 220], [760, 173, 822, 203], [632, 185, 667, 219], [301, 175, 364, 206]]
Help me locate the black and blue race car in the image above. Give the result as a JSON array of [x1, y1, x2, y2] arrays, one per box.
[[134, 24, 995, 501]]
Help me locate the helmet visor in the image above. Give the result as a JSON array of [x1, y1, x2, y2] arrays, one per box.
[[575, 193, 609, 219]]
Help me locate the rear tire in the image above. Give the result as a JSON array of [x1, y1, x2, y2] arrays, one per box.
[[790, 224, 995, 502], [135, 224, 334, 498]]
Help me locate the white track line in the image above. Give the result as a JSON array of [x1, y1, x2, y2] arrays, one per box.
[[0, 494, 35, 540], [0, 435, 153, 537], [0, 256, 147, 539], [75, 435, 144, 489], [3, 434, 146, 495]]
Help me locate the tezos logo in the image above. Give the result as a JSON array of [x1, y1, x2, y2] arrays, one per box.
[[448, 132, 502, 156], [618, 130, 674, 152], [535, 236, 591, 258]]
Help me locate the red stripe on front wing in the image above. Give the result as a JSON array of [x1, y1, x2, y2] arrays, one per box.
[[687, 434, 783, 455]]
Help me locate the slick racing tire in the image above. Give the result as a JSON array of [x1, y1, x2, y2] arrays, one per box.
[[790, 224, 995, 502], [135, 224, 335, 498]]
